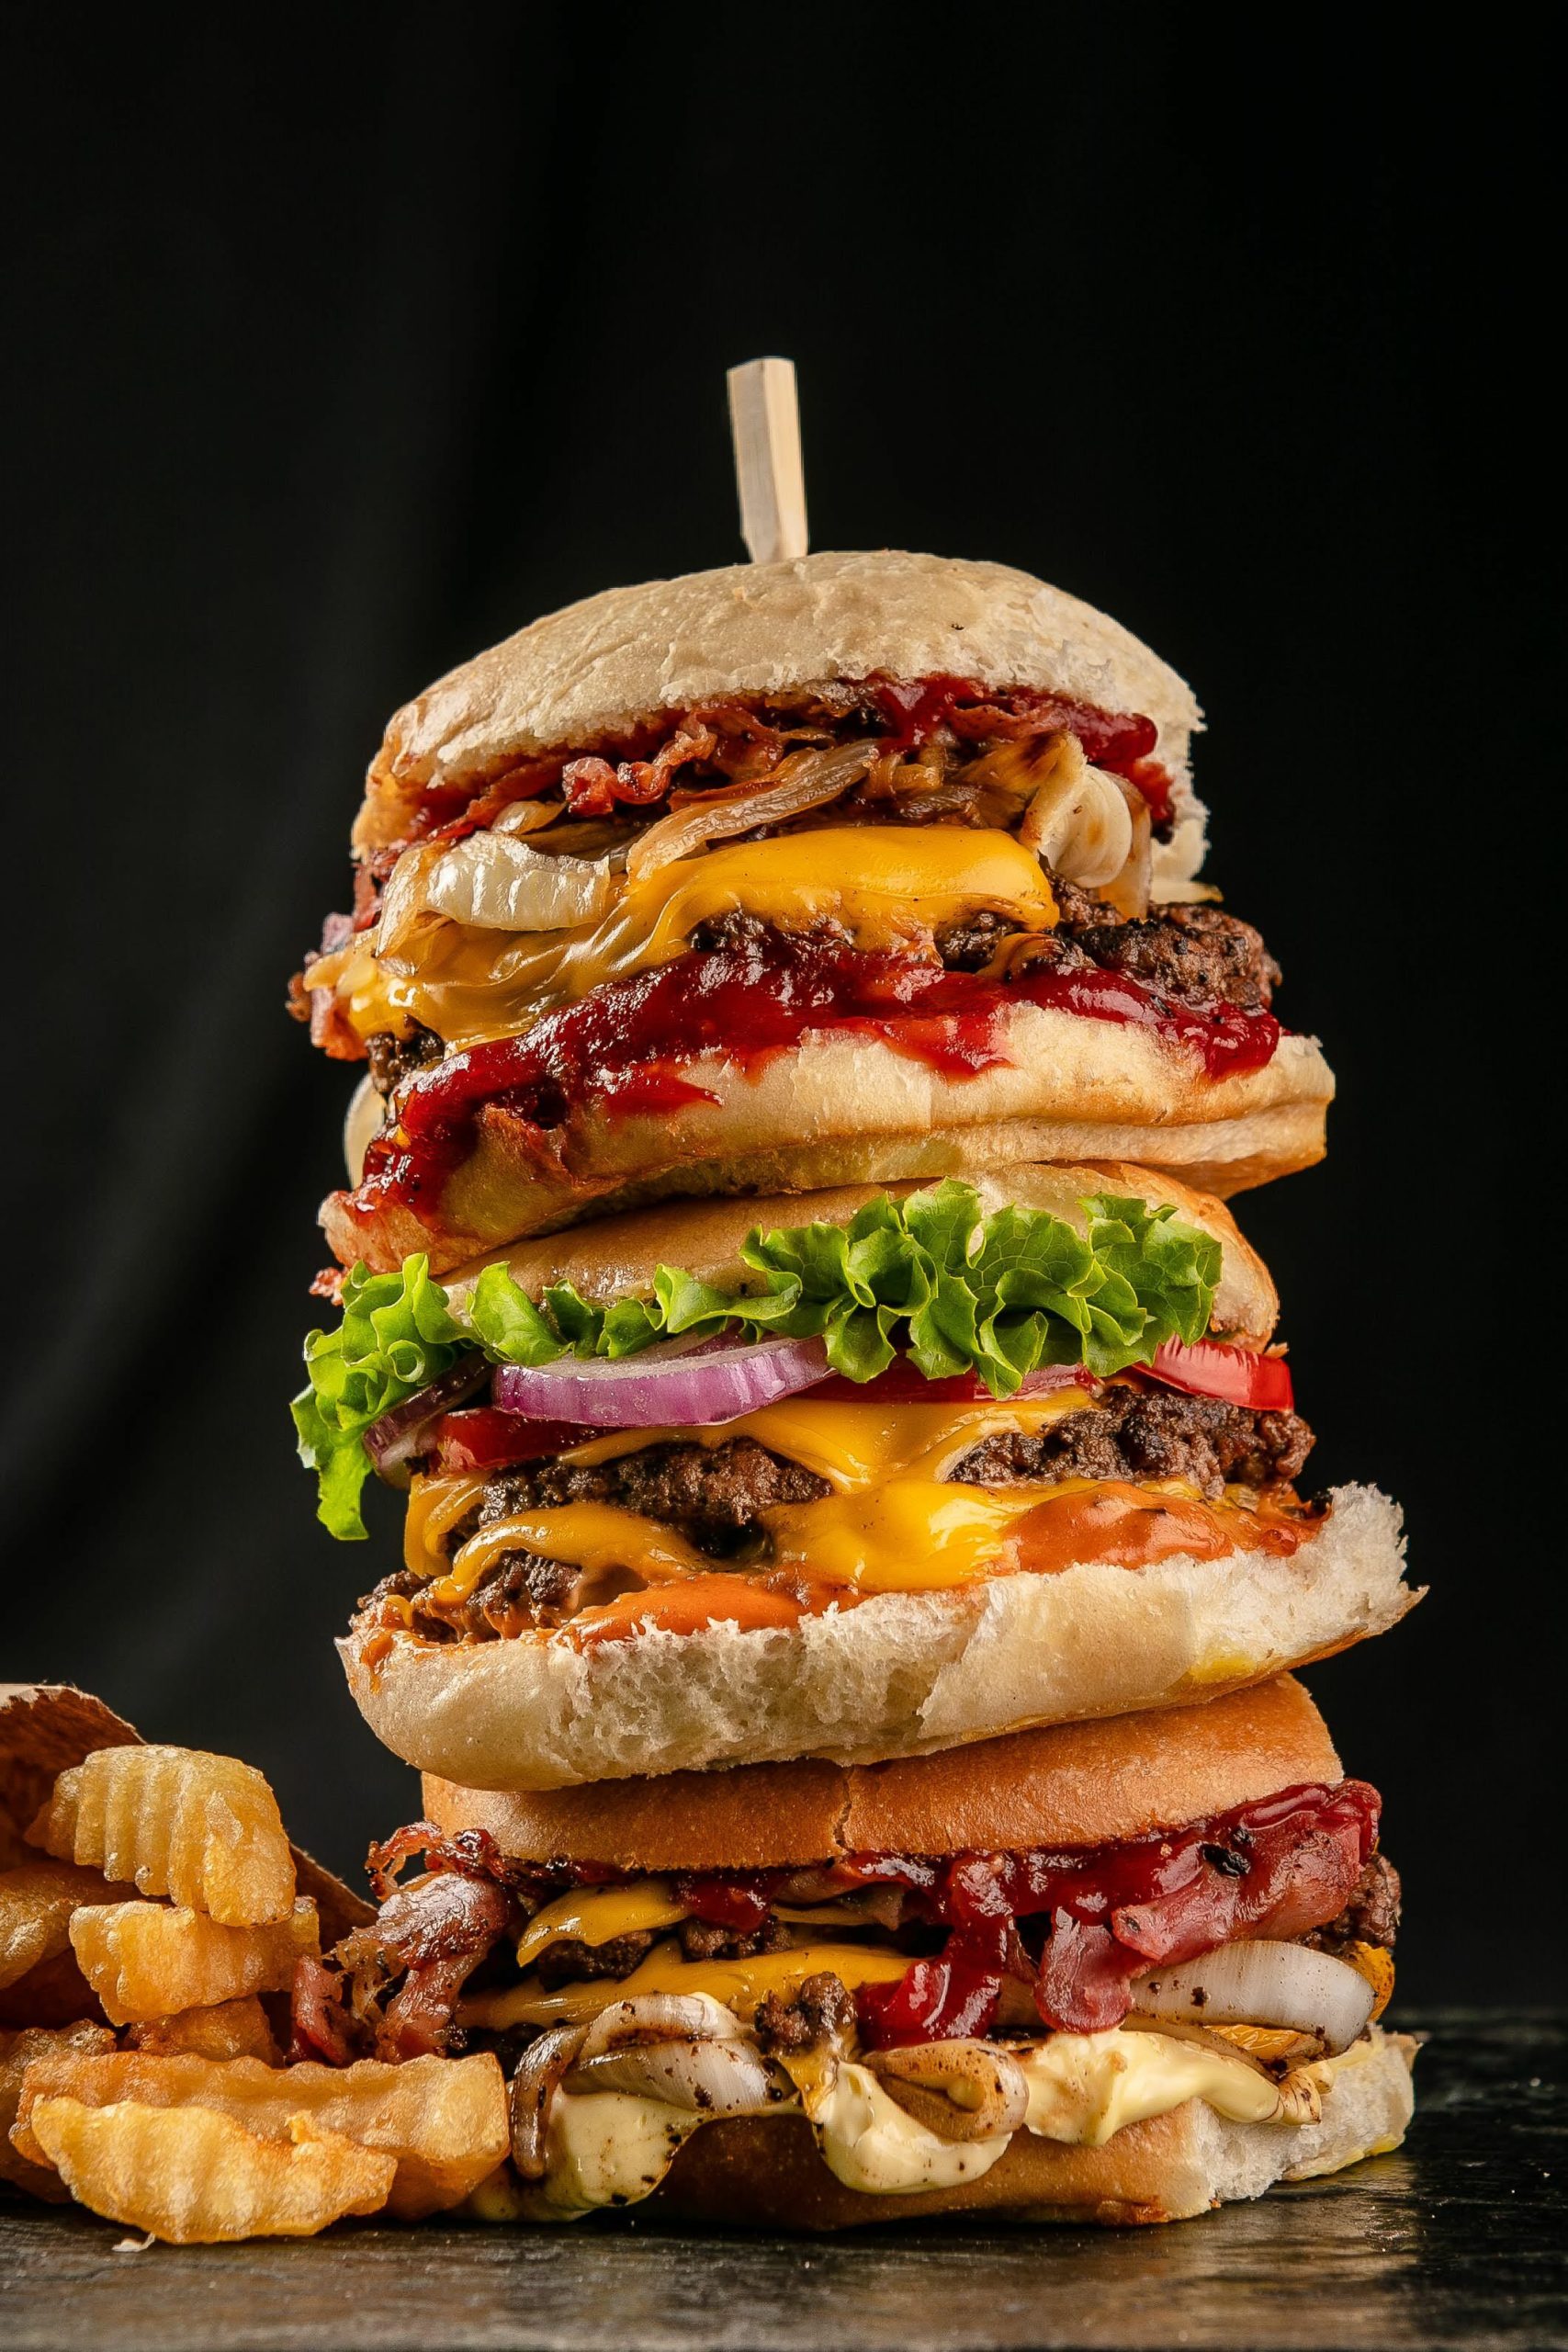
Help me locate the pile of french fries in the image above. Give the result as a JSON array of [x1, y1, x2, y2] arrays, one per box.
[[1, 1702, 508, 2243]]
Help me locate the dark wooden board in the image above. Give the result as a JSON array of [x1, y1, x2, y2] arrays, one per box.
[[2, 2013, 1562, 2352]]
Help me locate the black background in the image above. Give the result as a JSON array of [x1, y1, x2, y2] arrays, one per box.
[[5, 8, 1558, 2002]]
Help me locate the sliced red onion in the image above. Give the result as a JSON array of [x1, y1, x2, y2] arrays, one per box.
[[491, 1332, 831, 1429], [1131, 1940, 1375, 2055], [363, 1357, 492, 1483]]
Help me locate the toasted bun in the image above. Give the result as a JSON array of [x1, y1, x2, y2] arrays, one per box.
[[345, 1487, 1410, 1799], [642, 2030, 1416, 2229], [418, 1675, 1342, 1869], [443, 1159, 1279, 1347], [324, 1016, 1332, 1273], [354, 552, 1207, 885]]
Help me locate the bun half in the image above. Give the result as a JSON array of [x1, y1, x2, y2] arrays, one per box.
[[325, 1016, 1333, 1272], [355, 551, 1205, 871], [344, 1486, 1410, 1797], [418, 1675, 1345, 1870], [445, 1159, 1280, 1348], [641, 2030, 1416, 2229]]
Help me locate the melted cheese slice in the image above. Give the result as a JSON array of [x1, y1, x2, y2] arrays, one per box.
[[316, 827, 1057, 1050], [513, 1883, 689, 1972], [406, 1393, 1102, 1598], [461, 1939, 911, 2033]]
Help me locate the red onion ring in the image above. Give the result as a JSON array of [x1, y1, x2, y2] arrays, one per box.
[[491, 1333, 831, 1428], [362, 1357, 492, 1483]]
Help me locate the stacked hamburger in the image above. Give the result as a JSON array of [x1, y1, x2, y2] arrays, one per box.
[[290, 550, 1418, 2227]]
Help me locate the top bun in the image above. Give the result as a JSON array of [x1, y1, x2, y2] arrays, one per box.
[[355, 551, 1206, 870], [444, 1157, 1279, 1349], [423, 1677, 1339, 1872]]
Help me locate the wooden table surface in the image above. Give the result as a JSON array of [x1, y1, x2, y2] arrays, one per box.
[[3, 2012, 1562, 2352]]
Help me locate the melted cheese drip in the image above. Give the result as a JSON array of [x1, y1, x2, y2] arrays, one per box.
[[407, 1394, 1100, 1598], [461, 1939, 911, 2033], [514, 1883, 688, 1971], [421, 1499, 710, 1608], [316, 827, 1057, 1049]]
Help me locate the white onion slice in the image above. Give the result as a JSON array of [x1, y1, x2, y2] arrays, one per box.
[[1131, 1940, 1374, 2055], [491, 1333, 829, 1429], [344, 1073, 384, 1187], [577, 1994, 741, 2057], [424, 833, 615, 932], [570, 2037, 777, 2115]]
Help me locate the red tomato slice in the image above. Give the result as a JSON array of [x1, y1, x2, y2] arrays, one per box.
[[430, 1408, 609, 1475], [1143, 1338, 1294, 1412]]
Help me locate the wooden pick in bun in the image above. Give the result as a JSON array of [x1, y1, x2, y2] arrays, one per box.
[[298, 550, 1330, 1272]]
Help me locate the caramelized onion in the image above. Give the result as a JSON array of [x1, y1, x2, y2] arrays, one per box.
[[424, 833, 615, 932], [509, 2022, 585, 2178], [570, 2036, 778, 2115], [626, 741, 875, 880], [868, 2041, 1029, 2143], [1018, 735, 1135, 891]]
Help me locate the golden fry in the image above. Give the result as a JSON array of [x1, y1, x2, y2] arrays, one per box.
[[0, 2022, 116, 2199], [0, 1863, 124, 1991], [28, 1746, 295, 1926], [15, 2048, 508, 2218], [68, 1899, 319, 2026], [126, 1996, 279, 2064], [0, 1947, 103, 2031], [28, 2098, 395, 2243]]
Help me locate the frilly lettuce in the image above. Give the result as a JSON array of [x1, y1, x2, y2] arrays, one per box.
[[293, 1183, 1219, 1539]]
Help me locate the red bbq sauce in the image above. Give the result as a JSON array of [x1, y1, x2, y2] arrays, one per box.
[[344, 929, 1280, 1227]]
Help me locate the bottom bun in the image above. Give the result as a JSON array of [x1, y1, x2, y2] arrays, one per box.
[[342, 1484, 1412, 1791], [643, 2030, 1416, 2231]]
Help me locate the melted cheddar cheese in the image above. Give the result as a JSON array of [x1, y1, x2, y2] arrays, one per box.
[[462, 1939, 912, 2032], [401, 1390, 1301, 1611], [314, 827, 1057, 1050]]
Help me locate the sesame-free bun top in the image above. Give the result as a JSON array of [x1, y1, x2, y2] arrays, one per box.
[[423, 1677, 1339, 1872], [354, 551, 1206, 861]]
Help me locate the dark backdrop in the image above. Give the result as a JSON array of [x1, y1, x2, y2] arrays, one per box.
[[5, 7, 1557, 2002]]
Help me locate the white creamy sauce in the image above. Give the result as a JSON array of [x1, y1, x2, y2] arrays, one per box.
[[534, 2027, 1292, 2214]]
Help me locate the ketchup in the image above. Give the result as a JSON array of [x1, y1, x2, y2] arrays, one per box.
[[851, 1779, 1380, 2043], [345, 930, 1281, 1227]]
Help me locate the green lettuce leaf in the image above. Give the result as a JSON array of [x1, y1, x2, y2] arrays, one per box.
[[292, 1186, 1221, 1536]]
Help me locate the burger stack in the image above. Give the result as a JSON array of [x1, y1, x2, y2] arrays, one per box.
[[289, 548, 1418, 2226]]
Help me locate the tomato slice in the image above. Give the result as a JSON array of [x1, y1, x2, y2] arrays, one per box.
[[429, 1408, 609, 1475], [1144, 1338, 1294, 1412]]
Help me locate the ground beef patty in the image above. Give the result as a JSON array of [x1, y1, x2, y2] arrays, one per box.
[[366, 1023, 445, 1096], [1303, 1854, 1401, 1954], [371, 1395, 1313, 1642], [473, 1438, 830, 1559], [953, 1387, 1314, 1499]]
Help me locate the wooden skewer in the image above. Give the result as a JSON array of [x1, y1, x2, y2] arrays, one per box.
[[727, 357, 808, 564]]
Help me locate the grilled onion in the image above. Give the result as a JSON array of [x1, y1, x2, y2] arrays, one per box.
[[1018, 734, 1135, 891], [868, 2041, 1029, 2143], [576, 1993, 742, 2058], [570, 2036, 779, 2115], [509, 2023, 585, 2179], [1131, 1940, 1376, 2055], [423, 833, 615, 932], [626, 741, 875, 880]]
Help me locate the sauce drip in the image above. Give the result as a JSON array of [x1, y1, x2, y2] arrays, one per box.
[[346, 929, 1281, 1226]]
